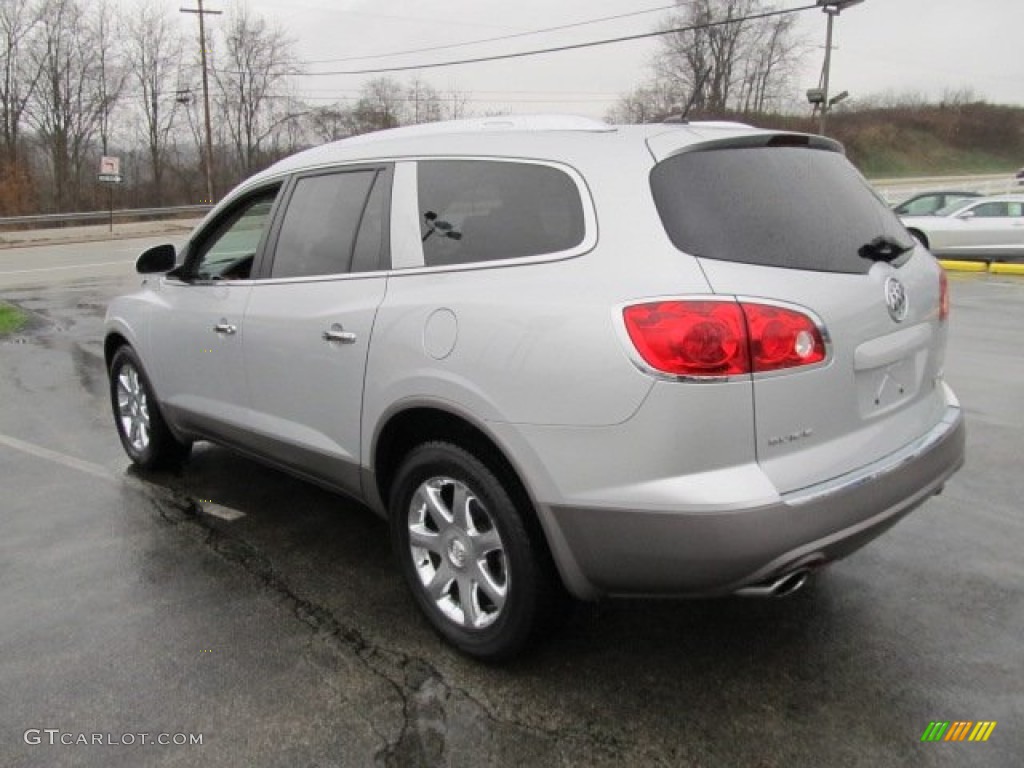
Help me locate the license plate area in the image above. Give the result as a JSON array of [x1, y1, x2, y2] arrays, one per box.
[[855, 354, 924, 417]]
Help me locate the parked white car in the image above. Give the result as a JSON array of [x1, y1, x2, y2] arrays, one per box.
[[901, 194, 1024, 260]]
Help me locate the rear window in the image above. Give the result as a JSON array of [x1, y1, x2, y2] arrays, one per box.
[[650, 146, 913, 274], [417, 160, 585, 267]]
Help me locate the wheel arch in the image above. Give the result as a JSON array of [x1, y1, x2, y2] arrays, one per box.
[[104, 331, 131, 370], [370, 403, 588, 597], [907, 228, 929, 250]]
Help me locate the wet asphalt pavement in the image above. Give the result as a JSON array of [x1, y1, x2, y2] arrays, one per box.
[[0, 261, 1021, 767]]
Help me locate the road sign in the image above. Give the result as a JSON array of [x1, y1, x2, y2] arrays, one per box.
[[99, 156, 120, 175], [97, 173, 123, 184]]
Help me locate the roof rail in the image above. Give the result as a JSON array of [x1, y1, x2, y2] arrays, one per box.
[[334, 114, 614, 149]]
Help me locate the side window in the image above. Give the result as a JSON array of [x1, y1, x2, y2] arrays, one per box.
[[417, 160, 585, 267], [971, 202, 1008, 218], [270, 170, 382, 278], [192, 189, 279, 280], [352, 171, 388, 273], [896, 196, 941, 216], [1008, 202, 1024, 217]]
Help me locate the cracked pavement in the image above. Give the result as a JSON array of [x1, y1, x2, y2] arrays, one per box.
[[0, 258, 1022, 767]]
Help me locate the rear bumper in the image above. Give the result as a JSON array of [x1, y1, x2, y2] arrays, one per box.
[[547, 403, 965, 598]]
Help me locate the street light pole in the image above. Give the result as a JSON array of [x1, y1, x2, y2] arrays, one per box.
[[819, 6, 836, 135], [816, 0, 864, 136], [181, 0, 222, 204]]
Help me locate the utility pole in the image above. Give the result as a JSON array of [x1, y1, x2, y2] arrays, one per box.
[[181, 0, 222, 204]]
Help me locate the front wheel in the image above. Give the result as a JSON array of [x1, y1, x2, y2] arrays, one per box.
[[389, 441, 558, 660], [109, 346, 191, 469]]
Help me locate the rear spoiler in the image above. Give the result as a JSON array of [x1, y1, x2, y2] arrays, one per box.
[[646, 128, 843, 163]]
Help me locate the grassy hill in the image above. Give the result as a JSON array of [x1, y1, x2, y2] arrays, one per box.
[[736, 102, 1024, 178]]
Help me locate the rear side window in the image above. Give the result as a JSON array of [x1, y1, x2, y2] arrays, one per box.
[[650, 147, 913, 274], [271, 169, 384, 278], [417, 160, 585, 267]]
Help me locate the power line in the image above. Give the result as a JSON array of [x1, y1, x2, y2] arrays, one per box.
[[216, 3, 819, 78], [303, 3, 679, 65]]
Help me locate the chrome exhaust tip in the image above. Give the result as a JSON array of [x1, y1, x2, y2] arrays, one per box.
[[735, 568, 811, 598]]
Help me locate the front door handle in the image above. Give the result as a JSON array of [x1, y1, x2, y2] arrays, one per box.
[[213, 322, 237, 335], [322, 324, 357, 344]]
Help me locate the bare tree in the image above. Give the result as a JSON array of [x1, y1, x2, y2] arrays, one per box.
[[306, 104, 352, 143], [605, 81, 680, 123], [214, 2, 300, 177], [613, 0, 806, 121], [1, 0, 45, 164], [736, 13, 802, 113], [93, 0, 125, 157], [0, 0, 47, 212], [125, 0, 182, 203], [28, 0, 114, 210], [348, 76, 406, 134]]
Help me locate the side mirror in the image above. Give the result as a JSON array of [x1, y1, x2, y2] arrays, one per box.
[[136, 244, 176, 274], [957, 210, 976, 221]]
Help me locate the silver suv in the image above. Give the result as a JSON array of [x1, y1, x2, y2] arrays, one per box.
[[105, 116, 965, 659]]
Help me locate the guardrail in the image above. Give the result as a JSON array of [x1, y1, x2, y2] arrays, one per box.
[[0, 204, 212, 229]]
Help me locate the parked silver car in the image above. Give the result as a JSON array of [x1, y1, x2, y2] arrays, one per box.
[[891, 190, 981, 217], [901, 194, 1024, 260], [105, 116, 965, 659]]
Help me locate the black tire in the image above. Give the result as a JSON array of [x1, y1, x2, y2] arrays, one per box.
[[389, 441, 559, 660], [109, 346, 191, 469]]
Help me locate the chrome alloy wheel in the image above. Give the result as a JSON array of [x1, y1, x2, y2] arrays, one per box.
[[116, 362, 150, 453], [407, 477, 508, 629]]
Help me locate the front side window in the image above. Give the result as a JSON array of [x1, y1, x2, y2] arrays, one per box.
[[191, 189, 279, 280], [417, 160, 585, 267], [271, 169, 385, 278]]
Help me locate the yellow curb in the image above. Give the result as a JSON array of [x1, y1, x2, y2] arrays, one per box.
[[989, 262, 1024, 275], [938, 260, 987, 272]]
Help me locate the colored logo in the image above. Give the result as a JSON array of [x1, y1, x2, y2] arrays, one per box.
[[921, 721, 997, 742]]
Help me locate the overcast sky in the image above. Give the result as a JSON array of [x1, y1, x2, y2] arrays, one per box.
[[236, 0, 1023, 119]]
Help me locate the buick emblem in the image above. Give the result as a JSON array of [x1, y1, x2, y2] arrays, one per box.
[[884, 277, 909, 322]]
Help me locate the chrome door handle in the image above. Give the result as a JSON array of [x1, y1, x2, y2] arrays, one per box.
[[213, 322, 237, 335], [322, 327, 357, 344]]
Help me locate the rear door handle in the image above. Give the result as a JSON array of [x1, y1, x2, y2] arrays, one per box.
[[322, 324, 357, 344], [213, 322, 237, 335]]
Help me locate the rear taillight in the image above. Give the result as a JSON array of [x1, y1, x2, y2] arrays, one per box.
[[742, 303, 827, 373], [939, 267, 949, 322], [622, 300, 826, 378]]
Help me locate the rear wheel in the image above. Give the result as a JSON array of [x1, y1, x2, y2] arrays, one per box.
[[109, 346, 191, 469], [389, 441, 557, 660]]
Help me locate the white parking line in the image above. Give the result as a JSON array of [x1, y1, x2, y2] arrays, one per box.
[[0, 432, 115, 481], [0, 432, 245, 521]]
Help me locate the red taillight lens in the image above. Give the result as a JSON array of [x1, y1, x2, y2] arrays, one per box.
[[939, 267, 949, 322], [623, 300, 826, 378], [622, 301, 749, 377], [742, 303, 826, 373]]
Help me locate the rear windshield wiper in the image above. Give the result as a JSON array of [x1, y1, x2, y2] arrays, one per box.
[[858, 235, 913, 263]]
